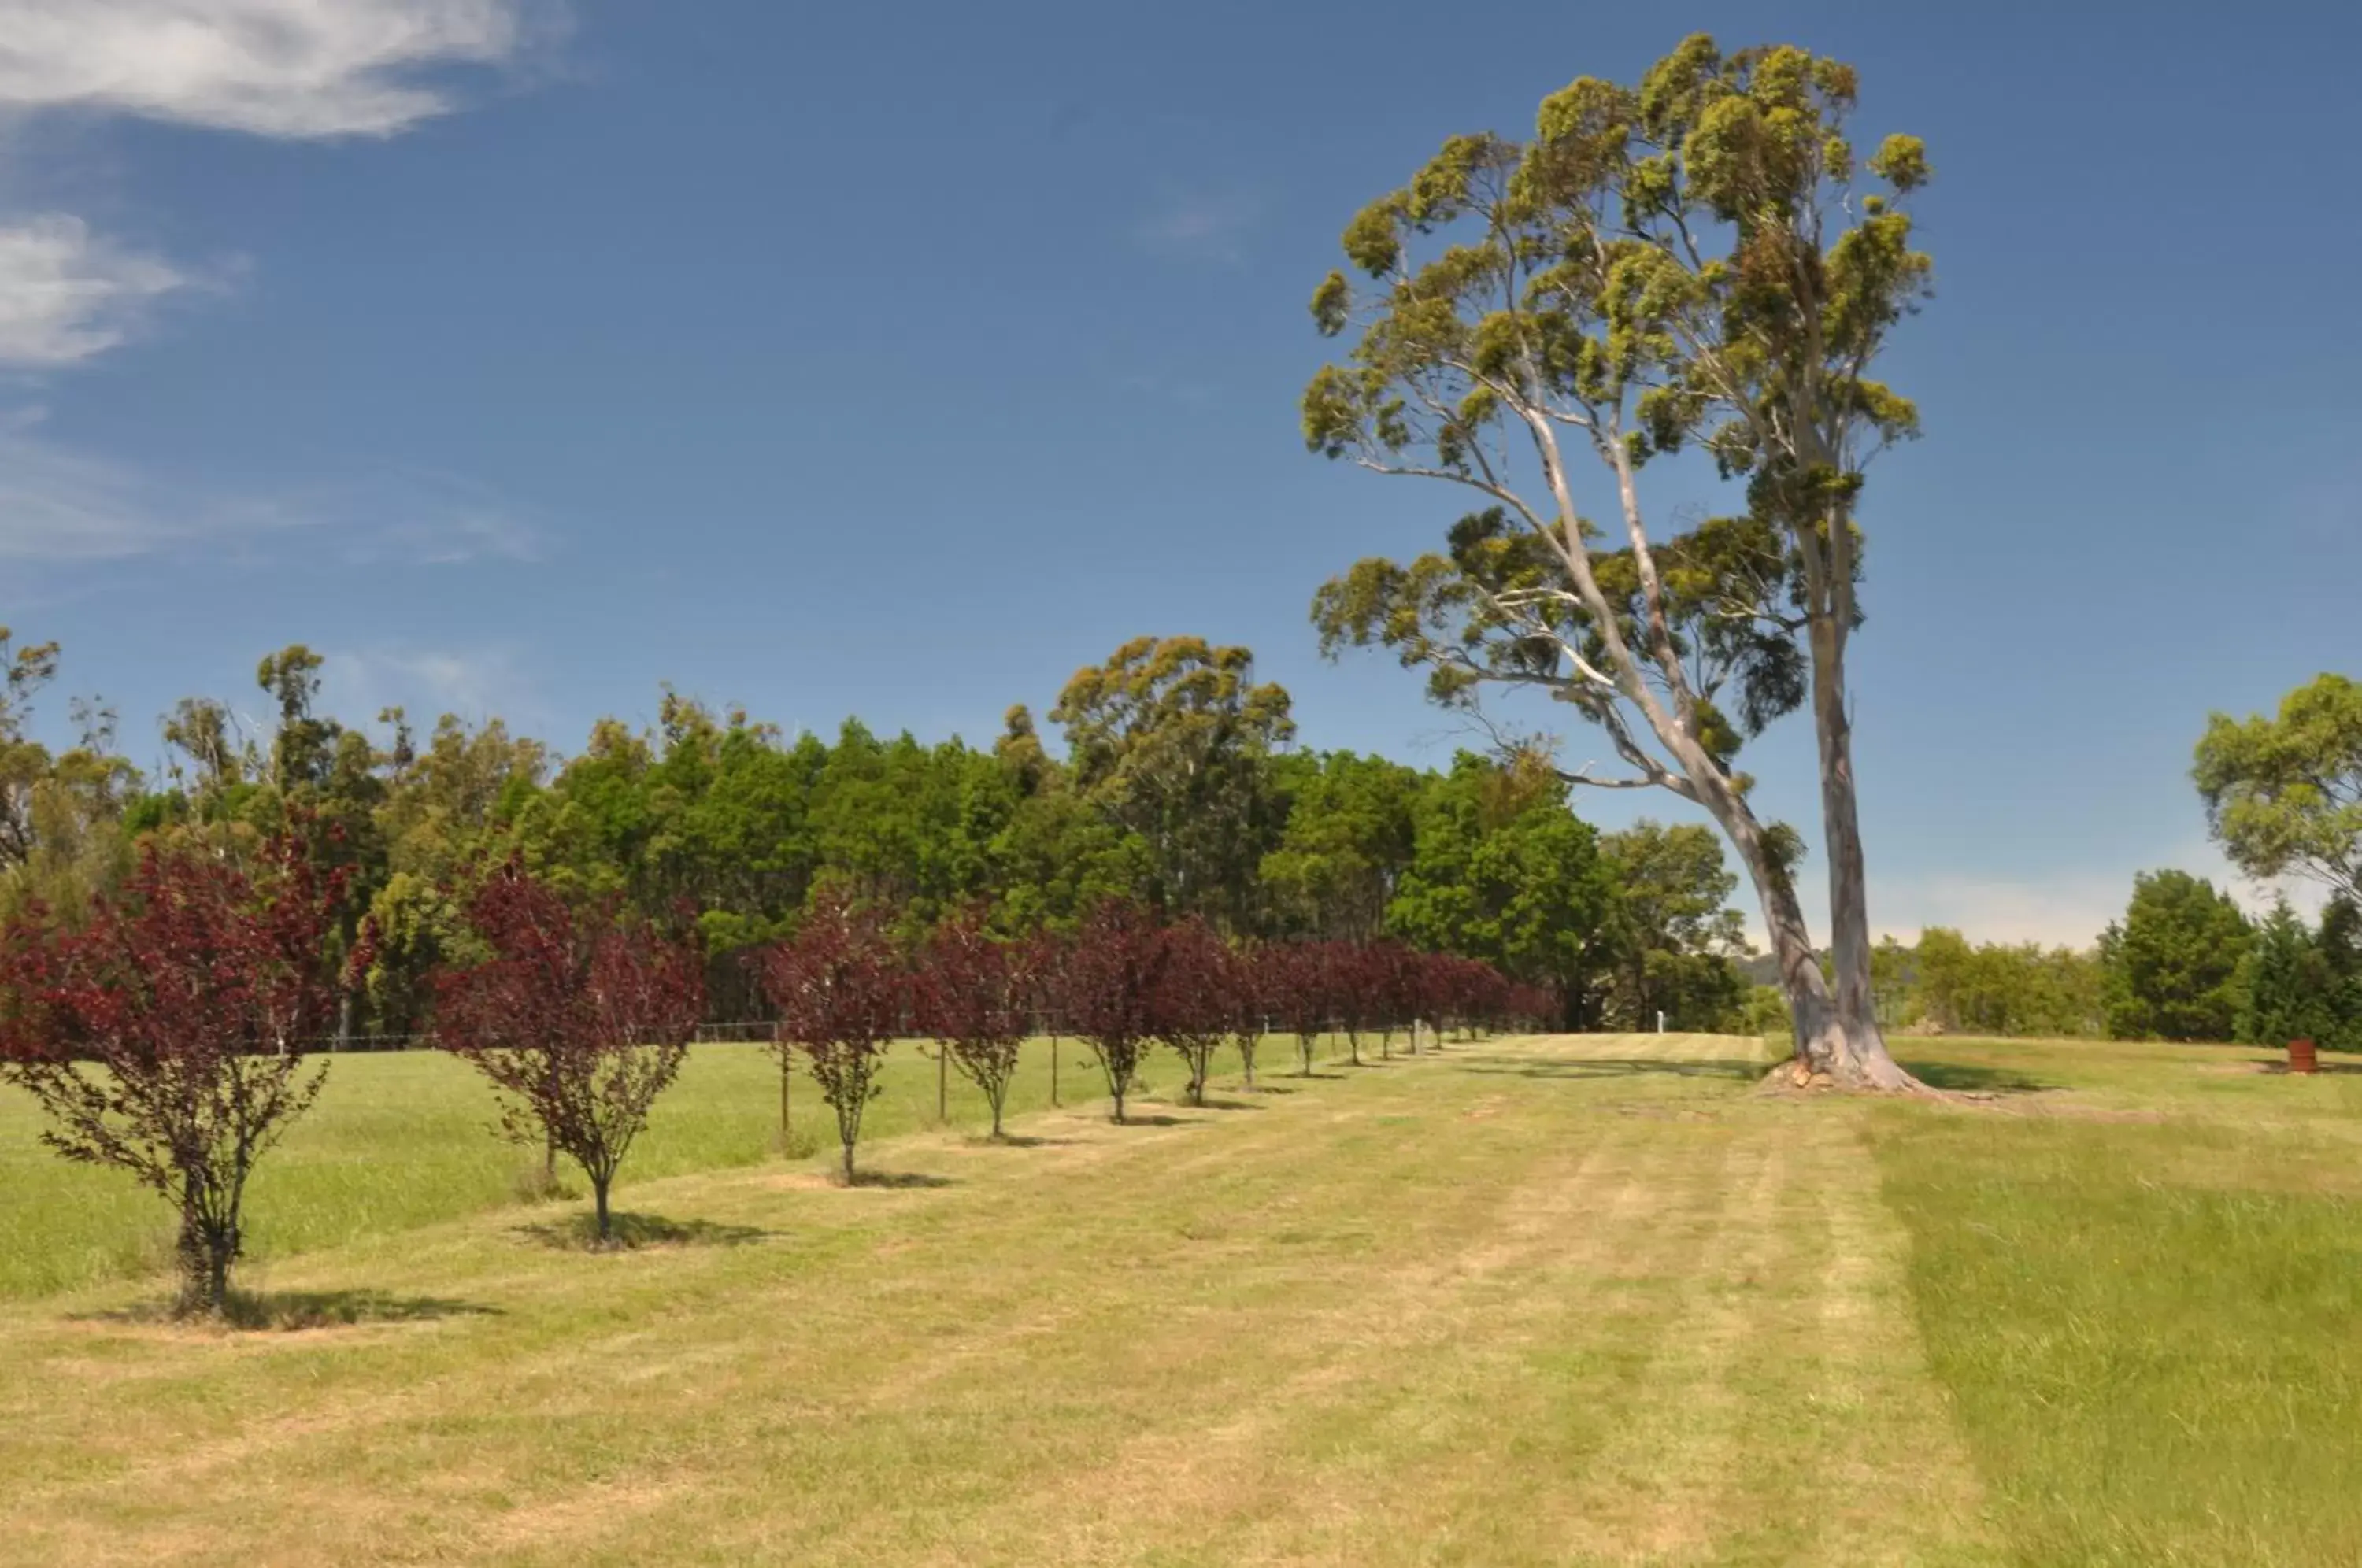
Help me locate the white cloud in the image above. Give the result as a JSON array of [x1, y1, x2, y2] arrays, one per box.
[[0, 2, 555, 371], [0, 0, 546, 139], [0, 213, 187, 367]]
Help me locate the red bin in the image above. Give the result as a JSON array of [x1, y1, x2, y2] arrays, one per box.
[[2290, 1037, 2319, 1075]]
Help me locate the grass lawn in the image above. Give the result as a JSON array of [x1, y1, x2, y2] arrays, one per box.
[[0, 1031, 2356, 1564], [0, 1032, 1317, 1299]]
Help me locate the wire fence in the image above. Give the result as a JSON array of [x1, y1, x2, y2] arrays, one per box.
[[309, 1015, 1468, 1052]]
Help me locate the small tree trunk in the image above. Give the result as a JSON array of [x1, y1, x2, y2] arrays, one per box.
[[841, 1133, 857, 1185], [593, 1174, 613, 1244], [779, 1057, 791, 1144], [989, 1088, 1005, 1141], [937, 1045, 948, 1122], [1347, 1029, 1362, 1067]]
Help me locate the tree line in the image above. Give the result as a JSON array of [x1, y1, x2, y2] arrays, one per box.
[[0, 819, 1545, 1315], [0, 628, 1758, 1039]]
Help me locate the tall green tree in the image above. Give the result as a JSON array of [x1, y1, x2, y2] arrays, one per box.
[[1050, 636, 1295, 931], [2099, 871, 2253, 1042], [1259, 750, 1423, 941], [1301, 35, 1931, 1088], [1388, 754, 1616, 1026], [1598, 820, 1748, 1030], [2232, 901, 2338, 1050], [2195, 673, 2362, 906]]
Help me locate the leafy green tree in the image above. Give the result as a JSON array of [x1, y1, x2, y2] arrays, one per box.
[[1051, 636, 1294, 931], [1388, 755, 1616, 1026], [2195, 673, 2362, 905], [985, 707, 1142, 934], [2233, 901, 2338, 1049], [0, 648, 139, 925], [1909, 927, 2102, 1038], [1259, 750, 1423, 941], [1598, 820, 1748, 1030], [2099, 871, 2253, 1042], [1301, 35, 1931, 1089]]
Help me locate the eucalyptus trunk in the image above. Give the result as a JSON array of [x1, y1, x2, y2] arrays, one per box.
[[1805, 573, 1913, 1091]]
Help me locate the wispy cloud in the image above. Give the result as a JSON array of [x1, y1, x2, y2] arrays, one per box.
[[0, 2, 558, 375], [0, 0, 553, 139], [0, 418, 544, 568], [322, 643, 544, 726], [0, 215, 190, 368], [1132, 187, 1260, 264]]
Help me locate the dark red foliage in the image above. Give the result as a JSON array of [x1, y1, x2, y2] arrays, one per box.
[[1053, 897, 1166, 1122], [1150, 916, 1231, 1107], [432, 860, 705, 1242], [913, 902, 1034, 1138], [1264, 941, 1334, 1075], [1224, 938, 1272, 1088], [0, 832, 362, 1314], [1320, 941, 1378, 1066], [760, 893, 908, 1180]]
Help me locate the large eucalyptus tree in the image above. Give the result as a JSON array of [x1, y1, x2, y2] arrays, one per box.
[[1302, 35, 1931, 1088]]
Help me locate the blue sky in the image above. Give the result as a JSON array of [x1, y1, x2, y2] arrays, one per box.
[[0, 0, 2354, 948]]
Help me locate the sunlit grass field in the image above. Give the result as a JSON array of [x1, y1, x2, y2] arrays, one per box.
[[2, 1030, 2357, 1565], [0, 1032, 1331, 1299]]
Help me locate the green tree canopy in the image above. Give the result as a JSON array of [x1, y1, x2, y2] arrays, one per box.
[[2100, 871, 2253, 1042], [1050, 636, 1295, 930], [2195, 673, 2362, 905]]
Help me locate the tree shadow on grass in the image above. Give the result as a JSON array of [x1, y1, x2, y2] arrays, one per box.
[[967, 1133, 1074, 1149], [1290, 1071, 1349, 1082], [1194, 1096, 1267, 1111], [1109, 1113, 1199, 1128], [515, 1212, 773, 1252], [1899, 1059, 2057, 1093], [78, 1289, 500, 1332], [1455, 1054, 1763, 1084], [844, 1170, 957, 1190], [2251, 1057, 2362, 1076]]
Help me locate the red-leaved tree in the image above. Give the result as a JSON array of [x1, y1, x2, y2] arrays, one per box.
[[432, 860, 705, 1244], [1057, 897, 1165, 1122], [0, 832, 364, 1315], [913, 902, 1034, 1139], [761, 893, 906, 1182], [1152, 916, 1230, 1107], [1268, 941, 1331, 1076], [1324, 941, 1373, 1066], [1226, 938, 1270, 1089]]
